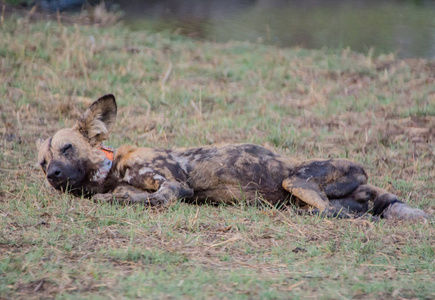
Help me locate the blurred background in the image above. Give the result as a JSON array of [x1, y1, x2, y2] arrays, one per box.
[[20, 0, 435, 59]]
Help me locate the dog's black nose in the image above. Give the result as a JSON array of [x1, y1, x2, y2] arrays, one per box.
[[47, 166, 62, 181]]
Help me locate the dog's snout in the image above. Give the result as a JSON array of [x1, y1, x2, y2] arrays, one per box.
[[47, 166, 62, 181], [44, 160, 83, 192]]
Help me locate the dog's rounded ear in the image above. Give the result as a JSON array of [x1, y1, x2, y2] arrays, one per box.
[[36, 138, 45, 151], [36, 138, 50, 169], [75, 94, 117, 145]]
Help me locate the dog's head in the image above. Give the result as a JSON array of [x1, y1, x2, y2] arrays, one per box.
[[37, 94, 117, 195]]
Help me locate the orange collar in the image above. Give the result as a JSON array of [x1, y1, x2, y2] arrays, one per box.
[[98, 144, 114, 161]]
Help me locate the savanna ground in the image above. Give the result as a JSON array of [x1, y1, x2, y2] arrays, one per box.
[[1, 7, 435, 300]]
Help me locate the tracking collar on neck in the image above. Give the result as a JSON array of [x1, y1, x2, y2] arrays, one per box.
[[92, 144, 114, 184], [98, 144, 114, 161]]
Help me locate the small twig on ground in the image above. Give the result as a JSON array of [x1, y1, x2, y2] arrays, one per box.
[[160, 62, 173, 102], [161, 62, 172, 86], [207, 236, 239, 248], [33, 279, 44, 292]]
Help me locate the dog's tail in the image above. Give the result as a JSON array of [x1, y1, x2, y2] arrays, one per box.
[[368, 184, 429, 219]]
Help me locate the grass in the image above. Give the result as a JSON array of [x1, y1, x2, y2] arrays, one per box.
[[0, 9, 434, 299]]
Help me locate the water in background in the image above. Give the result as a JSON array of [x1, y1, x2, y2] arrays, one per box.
[[120, 0, 435, 59], [41, 0, 435, 59]]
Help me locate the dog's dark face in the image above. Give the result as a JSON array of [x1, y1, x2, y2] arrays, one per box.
[[37, 95, 117, 195]]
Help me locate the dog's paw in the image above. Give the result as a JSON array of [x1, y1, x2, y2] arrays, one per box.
[[383, 202, 431, 220], [127, 193, 174, 207]]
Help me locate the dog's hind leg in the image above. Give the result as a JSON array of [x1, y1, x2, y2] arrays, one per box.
[[282, 176, 330, 211], [282, 176, 353, 218], [330, 184, 371, 213], [283, 159, 367, 208], [282, 159, 372, 218]]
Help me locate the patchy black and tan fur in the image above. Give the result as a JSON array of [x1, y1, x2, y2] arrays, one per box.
[[37, 95, 430, 219]]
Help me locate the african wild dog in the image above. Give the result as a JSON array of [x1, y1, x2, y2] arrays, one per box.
[[37, 94, 429, 219]]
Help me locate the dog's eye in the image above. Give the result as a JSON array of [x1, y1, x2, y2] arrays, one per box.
[[61, 143, 73, 154]]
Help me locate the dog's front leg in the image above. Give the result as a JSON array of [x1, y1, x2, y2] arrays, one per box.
[[94, 181, 194, 206], [127, 181, 194, 206]]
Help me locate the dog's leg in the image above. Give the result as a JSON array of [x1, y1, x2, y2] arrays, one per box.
[[282, 176, 330, 211], [282, 176, 354, 218], [92, 184, 143, 204], [129, 181, 194, 206], [283, 159, 368, 210], [93, 181, 194, 206], [330, 184, 371, 213], [368, 184, 429, 219]]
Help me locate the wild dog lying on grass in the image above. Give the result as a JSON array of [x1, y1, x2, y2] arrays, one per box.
[[37, 95, 429, 219]]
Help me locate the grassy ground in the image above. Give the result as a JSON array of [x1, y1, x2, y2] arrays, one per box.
[[1, 10, 434, 299]]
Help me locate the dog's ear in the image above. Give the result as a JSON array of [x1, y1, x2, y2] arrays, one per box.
[[75, 94, 117, 145], [36, 138, 45, 151]]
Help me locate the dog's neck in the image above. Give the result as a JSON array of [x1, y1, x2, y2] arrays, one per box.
[[90, 144, 115, 186], [98, 144, 114, 161]]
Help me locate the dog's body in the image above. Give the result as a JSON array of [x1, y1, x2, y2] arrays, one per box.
[[37, 95, 429, 219]]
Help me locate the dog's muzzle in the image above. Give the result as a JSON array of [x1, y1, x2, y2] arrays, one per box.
[[46, 161, 83, 191]]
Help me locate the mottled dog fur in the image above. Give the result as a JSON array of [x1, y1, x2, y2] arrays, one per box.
[[37, 95, 429, 219]]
